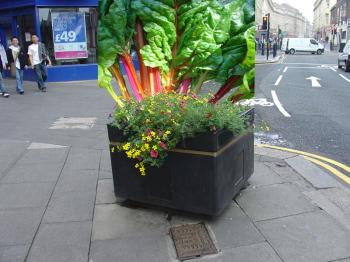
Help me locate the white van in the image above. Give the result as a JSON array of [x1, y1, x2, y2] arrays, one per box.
[[281, 38, 324, 55]]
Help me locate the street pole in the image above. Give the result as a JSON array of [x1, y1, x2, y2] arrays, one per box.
[[267, 13, 270, 60]]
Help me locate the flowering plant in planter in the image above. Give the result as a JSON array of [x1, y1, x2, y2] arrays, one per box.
[[111, 93, 248, 175], [98, 0, 255, 174]]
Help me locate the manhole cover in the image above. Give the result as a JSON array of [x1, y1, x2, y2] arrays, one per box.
[[170, 223, 217, 261]]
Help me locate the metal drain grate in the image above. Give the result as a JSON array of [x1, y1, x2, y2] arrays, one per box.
[[170, 222, 217, 261]]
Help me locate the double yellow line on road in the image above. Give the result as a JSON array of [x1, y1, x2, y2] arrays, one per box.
[[257, 144, 350, 185]]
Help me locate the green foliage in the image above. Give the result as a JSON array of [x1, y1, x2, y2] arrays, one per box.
[[112, 93, 249, 174]]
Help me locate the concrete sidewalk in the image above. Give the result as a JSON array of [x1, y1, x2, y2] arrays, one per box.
[[0, 80, 350, 262], [255, 51, 284, 64]]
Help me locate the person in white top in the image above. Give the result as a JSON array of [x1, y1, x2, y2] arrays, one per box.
[[28, 34, 51, 92], [6, 36, 28, 94]]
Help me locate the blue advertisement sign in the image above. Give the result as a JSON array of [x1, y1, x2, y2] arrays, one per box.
[[51, 12, 88, 59]]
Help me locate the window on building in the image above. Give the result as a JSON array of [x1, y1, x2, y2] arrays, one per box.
[[38, 7, 97, 66]]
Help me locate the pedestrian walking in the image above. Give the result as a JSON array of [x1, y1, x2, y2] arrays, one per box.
[[273, 38, 277, 58], [0, 40, 9, 98], [6, 36, 28, 94], [28, 34, 51, 92]]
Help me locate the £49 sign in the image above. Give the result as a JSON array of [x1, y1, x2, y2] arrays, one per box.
[[51, 12, 88, 60], [55, 31, 77, 43]]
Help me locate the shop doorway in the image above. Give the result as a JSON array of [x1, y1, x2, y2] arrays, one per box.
[[16, 14, 35, 53]]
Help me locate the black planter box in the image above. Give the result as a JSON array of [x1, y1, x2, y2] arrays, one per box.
[[108, 108, 254, 216]]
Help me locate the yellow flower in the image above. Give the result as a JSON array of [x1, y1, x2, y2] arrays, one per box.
[[152, 145, 158, 150], [150, 131, 156, 137], [126, 151, 132, 158], [135, 163, 139, 168], [111, 147, 115, 153], [144, 144, 150, 150], [165, 130, 171, 135], [123, 143, 131, 151], [162, 134, 168, 139], [146, 136, 152, 142], [145, 119, 150, 123]]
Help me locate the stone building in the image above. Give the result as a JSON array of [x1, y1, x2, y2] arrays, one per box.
[[330, 0, 350, 49], [256, 0, 311, 41], [313, 0, 337, 42]]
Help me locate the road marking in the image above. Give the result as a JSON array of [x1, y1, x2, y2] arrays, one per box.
[[283, 66, 288, 73], [239, 98, 274, 107], [271, 90, 291, 117], [288, 66, 332, 70], [274, 75, 283, 86], [49, 117, 96, 130], [284, 63, 337, 66], [303, 156, 350, 185], [339, 74, 350, 83], [257, 144, 350, 173], [306, 76, 321, 87]]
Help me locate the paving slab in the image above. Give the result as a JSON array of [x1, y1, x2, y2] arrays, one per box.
[[100, 149, 112, 172], [304, 190, 350, 231], [264, 161, 304, 182], [27, 221, 91, 262], [0, 139, 29, 178], [320, 188, 350, 217], [254, 146, 297, 159], [249, 162, 283, 187], [43, 190, 95, 223], [54, 170, 98, 193], [208, 203, 265, 250], [90, 235, 172, 262], [63, 147, 101, 171], [170, 202, 265, 251], [236, 183, 317, 221], [191, 242, 282, 262], [0, 182, 53, 210], [0, 245, 30, 262], [0, 208, 43, 246], [18, 148, 69, 165], [2, 162, 63, 183], [286, 156, 344, 189], [98, 170, 112, 179], [257, 210, 350, 262], [95, 179, 116, 205], [92, 204, 170, 241]]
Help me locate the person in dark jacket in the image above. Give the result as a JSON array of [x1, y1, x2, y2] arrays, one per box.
[[0, 40, 9, 98], [6, 36, 28, 94]]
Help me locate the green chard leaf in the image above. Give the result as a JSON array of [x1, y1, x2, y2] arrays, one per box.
[[98, 0, 135, 89]]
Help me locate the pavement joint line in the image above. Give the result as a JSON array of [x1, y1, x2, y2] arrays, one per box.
[[253, 209, 320, 223], [271, 90, 291, 118], [88, 150, 103, 260], [23, 146, 72, 262], [274, 75, 283, 86], [303, 156, 350, 186], [257, 144, 350, 180], [339, 74, 350, 83]]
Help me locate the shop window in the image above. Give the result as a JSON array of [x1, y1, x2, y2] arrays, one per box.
[[39, 7, 97, 66]]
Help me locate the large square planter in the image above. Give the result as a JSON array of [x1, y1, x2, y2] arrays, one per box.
[[107, 108, 254, 216]]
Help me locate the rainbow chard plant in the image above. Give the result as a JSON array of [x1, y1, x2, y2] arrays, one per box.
[[98, 0, 255, 103]]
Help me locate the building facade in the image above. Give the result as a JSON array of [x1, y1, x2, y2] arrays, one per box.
[[330, 0, 350, 50], [0, 0, 97, 82], [313, 0, 337, 42], [256, 0, 311, 41]]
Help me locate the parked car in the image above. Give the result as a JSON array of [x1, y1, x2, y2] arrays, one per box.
[[281, 38, 324, 55], [338, 40, 350, 72]]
